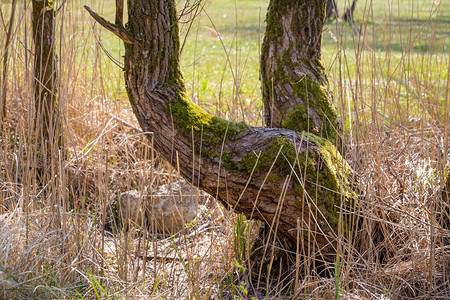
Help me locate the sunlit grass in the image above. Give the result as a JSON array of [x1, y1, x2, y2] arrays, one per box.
[[69, 0, 448, 126]]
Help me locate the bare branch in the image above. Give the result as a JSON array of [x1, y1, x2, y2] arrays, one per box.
[[84, 5, 133, 45], [115, 0, 123, 25]]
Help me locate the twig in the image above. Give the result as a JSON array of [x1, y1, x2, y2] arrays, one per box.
[[108, 113, 142, 132], [137, 254, 184, 262], [137, 223, 210, 262], [92, 28, 125, 70], [84, 5, 133, 45]]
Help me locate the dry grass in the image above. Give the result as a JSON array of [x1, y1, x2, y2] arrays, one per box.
[[0, 0, 449, 299]]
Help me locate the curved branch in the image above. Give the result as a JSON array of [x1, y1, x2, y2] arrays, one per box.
[[84, 5, 133, 45]]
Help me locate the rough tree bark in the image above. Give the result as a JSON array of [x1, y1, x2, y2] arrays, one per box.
[[261, 0, 341, 147], [85, 0, 358, 258], [32, 0, 62, 156]]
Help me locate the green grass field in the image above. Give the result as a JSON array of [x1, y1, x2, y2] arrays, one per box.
[[90, 0, 448, 126]]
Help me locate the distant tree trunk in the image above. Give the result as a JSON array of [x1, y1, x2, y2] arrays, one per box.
[[342, 0, 357, 22], [0, 0, 18, 129], [86, 0, 357, 258], [32, 0, 62, 168], [326, 0, 339, 20], [325, 0, 358, 22]]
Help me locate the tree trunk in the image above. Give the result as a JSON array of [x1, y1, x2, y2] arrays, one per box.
[[261, 0, 341, 147], [86, 0, 357, 258], [258, 0, 350, 268], [0, 0, 18, 129], [32, 0, 62, 160]]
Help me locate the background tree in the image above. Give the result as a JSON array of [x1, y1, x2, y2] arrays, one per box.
[[326, 0, 357, 21], [85, 0, 358, 261], [326, 0, 339, 19], [342, 0, 358, 21], [32, 0, 62, 178], [0, 0, 18, 129]]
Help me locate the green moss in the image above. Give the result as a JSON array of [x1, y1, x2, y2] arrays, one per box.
[[267, 173, 281, 185], [262, 38, 340, 145], [302, 132, 354, 197], [208, 118, 248, 145], [241, 152, 259, 174], [169, 94, 213, 131], [168, 94, 249, 171], [281, 104, 315, 133], [239, 132, 355, 234], [262, 0, 339, 145], [169, 93, 248, 146], [158, 81, 350, 240], [221, 152, 239, 171], [301, 132, 357, 236], [292, 156, 343, 234], [264, 0, 326, 36], [281, 75, 340, 146], [241, 136, 298, 175]]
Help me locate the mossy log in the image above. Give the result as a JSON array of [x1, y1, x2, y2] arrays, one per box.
[[86, 0, 358, 257]]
